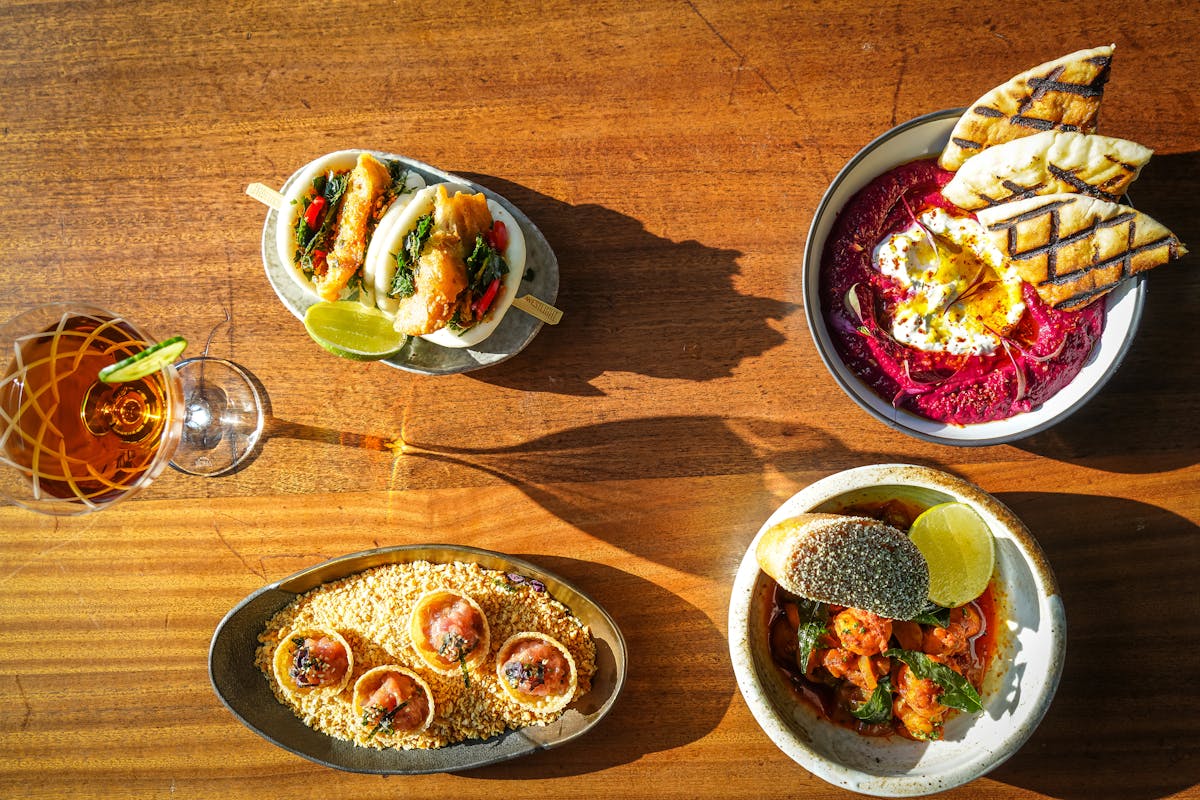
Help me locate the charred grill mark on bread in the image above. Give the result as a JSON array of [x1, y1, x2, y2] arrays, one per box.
[[1010, 57, 1111, 133], [939, 46, 1114, 170], [1019, 65, 1066, 112], [1002, 179, 1046, 203], [1045, 163, 1121, 202], [1009, 116, 1064, 132], [986, 197, 1185, 308], [973, 180, 1047, 208]]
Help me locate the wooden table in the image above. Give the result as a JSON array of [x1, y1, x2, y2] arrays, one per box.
[[2, 2, 1197, 798]]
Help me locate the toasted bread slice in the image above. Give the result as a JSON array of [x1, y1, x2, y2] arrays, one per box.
[[755, 513, 929, 619], [939, 45, 1114, 171], [943, 130, 1152, 210], [977, 193, 1188, 310]]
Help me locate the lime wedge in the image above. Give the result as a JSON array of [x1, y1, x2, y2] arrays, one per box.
[[98, 336, 188, 383], [908, 502, 995, 608], [303, 301, 407, 361]]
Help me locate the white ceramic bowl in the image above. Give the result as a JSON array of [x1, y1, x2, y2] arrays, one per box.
[[729, 464, 1066, 796], [802, 109, 1145, 446]]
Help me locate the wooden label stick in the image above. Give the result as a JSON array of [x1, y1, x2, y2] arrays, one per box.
[[245, 183, 284, 211], [511, 295, 563, 325]]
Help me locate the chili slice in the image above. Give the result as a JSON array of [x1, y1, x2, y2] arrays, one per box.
[[304, 195, 328, 229], [485, 220, 508, 252], [473, 278, 501, 315]]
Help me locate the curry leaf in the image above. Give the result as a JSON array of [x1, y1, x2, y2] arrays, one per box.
[[794, 599, 828, 672], [797, 622, 827, 672], [910, 602, 951, 627], [851, 675, 893, 723], [389, 255, 415, 298], [886, 649, 983, 713]]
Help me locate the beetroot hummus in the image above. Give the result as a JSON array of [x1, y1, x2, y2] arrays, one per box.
[[819, 158, 1104, 425]]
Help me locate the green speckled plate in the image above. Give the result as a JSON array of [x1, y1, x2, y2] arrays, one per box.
[[260, 151, 559, 375]]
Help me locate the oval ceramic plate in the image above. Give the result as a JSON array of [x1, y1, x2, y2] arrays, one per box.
[[260, 151, 559, 375], [802, 109, 1145, 446], [210, 544, 625, 774], [728, 464, 1066, 796]]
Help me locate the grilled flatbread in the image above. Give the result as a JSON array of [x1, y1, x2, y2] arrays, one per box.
[[977, 193, 1188, 310], [939, 45, 1114, 171], [943, 130, 1152, 210]]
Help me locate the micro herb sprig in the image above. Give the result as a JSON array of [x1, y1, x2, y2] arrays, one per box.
[[364, 701, 410, 740]]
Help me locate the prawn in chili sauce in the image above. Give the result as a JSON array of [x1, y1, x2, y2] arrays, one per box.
[[765, 499, 997, 741]]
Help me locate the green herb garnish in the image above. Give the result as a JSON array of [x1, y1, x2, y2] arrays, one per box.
[[363, 700, 409, 739], [886, 649, 983, 713], [389, 254, 416, 298], [436, 632, 475, 688], [385, 160, 411, 198], [465, 233, 508, 292], [793, 599, 829, 672], [388, 213, 434, 298], [850, 675, 893, 723], [295, 171, 350, 277], [910, 602, 952, 627]]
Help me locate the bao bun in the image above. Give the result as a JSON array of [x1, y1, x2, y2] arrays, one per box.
[[363, 181, 527, 349], [274, 149, 425, 302]]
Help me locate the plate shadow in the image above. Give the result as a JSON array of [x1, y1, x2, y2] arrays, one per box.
[[457, 173, 800, 395]]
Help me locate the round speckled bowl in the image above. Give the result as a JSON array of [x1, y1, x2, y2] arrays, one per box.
[[802, 109, 1145, 446], [728, 464, 1065, 796]]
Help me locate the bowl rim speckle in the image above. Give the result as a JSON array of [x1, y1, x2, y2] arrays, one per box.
[[728, 464, 1066, 796]]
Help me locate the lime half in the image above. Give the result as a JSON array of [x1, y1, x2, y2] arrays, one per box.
[[908, 502, 996, 608], [98, 336, 188, 383], [303, 301, 407, 361]]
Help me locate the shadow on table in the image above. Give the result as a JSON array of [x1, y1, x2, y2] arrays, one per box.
[[459, 556, 731, 777], [1014, 151, 1200, 473], [456, 173, 800, 396], [397, 414, 911, 577], [987, 492, 1200, 800]]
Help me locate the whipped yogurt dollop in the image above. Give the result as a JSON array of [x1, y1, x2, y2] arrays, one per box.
[[874, 208, 1024, 356]]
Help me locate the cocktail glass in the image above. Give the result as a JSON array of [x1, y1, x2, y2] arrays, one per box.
[[0, 304, 264, 515]]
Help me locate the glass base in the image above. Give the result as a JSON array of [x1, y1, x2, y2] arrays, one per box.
[[171, 357, 264, 477]]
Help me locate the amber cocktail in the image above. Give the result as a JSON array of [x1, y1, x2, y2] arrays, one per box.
[[0, 304, 262, 514]]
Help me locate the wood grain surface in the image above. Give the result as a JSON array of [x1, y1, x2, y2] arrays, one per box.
[[1, 2, 1197, 798]]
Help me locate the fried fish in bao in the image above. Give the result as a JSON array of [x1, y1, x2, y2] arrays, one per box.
[[271, 628, 354, 695], [276, 150, 424, 303], [365, 181, 528, 348], [977, 193, 1188, 310], [939, 44, 1114, 172], [318, 154, 393, 301], [942, 130, 1152, 210], [755, 513, 929, 620], [392, 185, 491, 335]]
